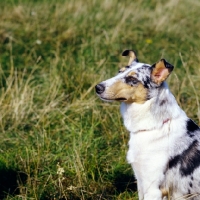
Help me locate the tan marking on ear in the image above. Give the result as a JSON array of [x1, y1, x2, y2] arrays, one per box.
[[127, 71, 136, 76], [119, 67, 126, 73], [151, 60, 171, 85], [122, 50, 137, 65], [128, 51, 137, 65], [104, 81, 147, 104]]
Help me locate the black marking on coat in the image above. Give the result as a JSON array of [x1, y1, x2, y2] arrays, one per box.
[[168, 140, 200, 176], [146, 94, 151, 101], [125, 76, 138, 86], [189, 182, 193, 188], [188, 189, 191, 194], [169, 154, 180, 169], [143, 76, 151, 88], [186, 119, 199, 137], [191, 176, 194, 180], [142, 65, 150, 68], [160, 100, 166, 106], [135, 58, 139, 62]]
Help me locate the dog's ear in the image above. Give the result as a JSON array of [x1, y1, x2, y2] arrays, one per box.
[[122, 50, 139, 65], [150, 59, 174, 85]]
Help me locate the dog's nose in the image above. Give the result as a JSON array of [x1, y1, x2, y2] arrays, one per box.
[[95, 84, 105, 94]]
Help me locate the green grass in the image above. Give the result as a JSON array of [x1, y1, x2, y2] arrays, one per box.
[[0, 0, 200, 199]]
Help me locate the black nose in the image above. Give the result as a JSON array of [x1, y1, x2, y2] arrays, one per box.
[[95, 84, 105, 94]]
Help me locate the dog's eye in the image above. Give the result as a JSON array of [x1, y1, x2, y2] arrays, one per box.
[[125, 76, 138, 85]]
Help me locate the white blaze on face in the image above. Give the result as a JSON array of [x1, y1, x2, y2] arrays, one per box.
[[102, 62, 149, 88]]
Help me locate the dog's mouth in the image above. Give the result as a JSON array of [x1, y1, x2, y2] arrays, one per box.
[[115, 97, 127, 101], [99, 96, 127, 102]]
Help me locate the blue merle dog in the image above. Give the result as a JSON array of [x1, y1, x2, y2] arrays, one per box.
[[95, 50, 200, 200]]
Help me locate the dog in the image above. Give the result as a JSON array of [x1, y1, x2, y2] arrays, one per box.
[[95, 50, 200, 200]]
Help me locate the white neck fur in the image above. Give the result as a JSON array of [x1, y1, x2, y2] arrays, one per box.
[[120, 82, 185, 133]]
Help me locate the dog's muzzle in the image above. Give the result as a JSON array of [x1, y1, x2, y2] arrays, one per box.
[[95, 83, 105, 94]]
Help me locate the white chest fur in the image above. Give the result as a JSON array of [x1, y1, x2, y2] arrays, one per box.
[[120, 95, 189, 198]]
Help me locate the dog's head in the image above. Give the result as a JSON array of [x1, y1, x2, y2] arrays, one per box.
[[95, 50, 174, 104]]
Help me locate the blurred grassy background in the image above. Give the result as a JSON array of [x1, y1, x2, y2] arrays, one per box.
[[0, 0, 200, 199]]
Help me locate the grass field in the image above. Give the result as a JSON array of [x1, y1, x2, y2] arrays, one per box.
[[0, 0, 200, 199]]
